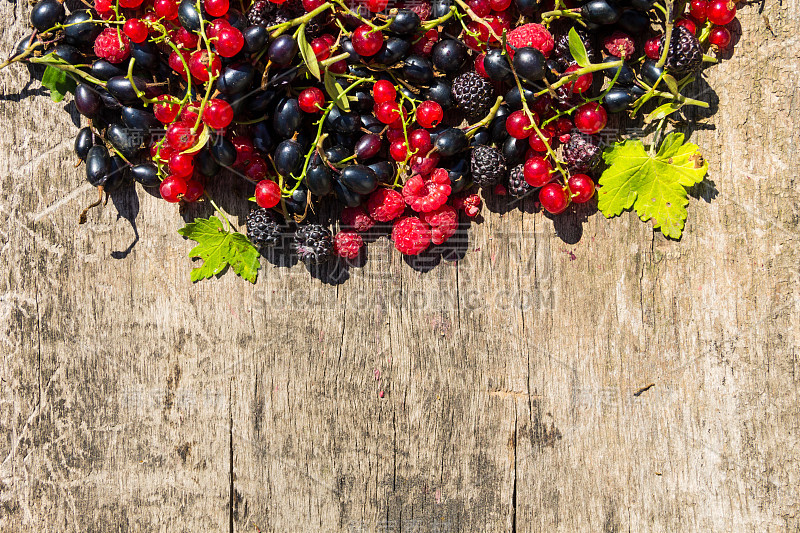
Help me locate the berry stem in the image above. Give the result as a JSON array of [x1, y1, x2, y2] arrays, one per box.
[[270, 2, 335, 37], [453, 0, 504, 43], [655, 0, 675, 69], [420, 6, 458, 31], [534, 59, 622, 97], [464, 96, 503, 138]]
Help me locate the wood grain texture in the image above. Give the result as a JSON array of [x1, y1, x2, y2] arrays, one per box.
[[1, 2, 799, 531]]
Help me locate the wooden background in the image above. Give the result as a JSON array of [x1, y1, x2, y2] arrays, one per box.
[[1, 2, 799, 531]]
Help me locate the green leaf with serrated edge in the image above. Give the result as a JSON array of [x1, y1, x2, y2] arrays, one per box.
[[41, 66, 76, 102], [662, 73, 679, 96], [323, 68, 350, 111], [568, 27, 590, 68], [297, 24, 320, 80], [645, 102, 683, 121], [182, 125, 209, 154], [597, 132, 708, 239], [177, 216, 261, 283]]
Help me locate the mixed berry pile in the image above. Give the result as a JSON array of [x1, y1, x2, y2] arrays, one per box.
[[8, 0, 738, 281]]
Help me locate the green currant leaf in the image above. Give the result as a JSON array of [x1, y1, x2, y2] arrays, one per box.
[[182, 125, 210, 155], [297, 24, 321, 80], [41, 65, 76, 103], [662, 73, 679, 96], [568, 27, 590, 68], [177, 216, 261, 283], [323, 68, 350, 112], [645, 102, 683, 122], [597, 132, 709, 239]]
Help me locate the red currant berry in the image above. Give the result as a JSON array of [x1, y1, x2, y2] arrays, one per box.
[[506, 110, 537, 139], [215, 26, 244, 58], [310, 37, 331, 60], [119, 0, 143, 7], [568, 174, 595, 203], [255, 180, 281, 208], [207, 19, 231, 39], [464, 21, 490, 51], [302, 0, 324, 10], [168, 50, 189, 79], [706, 0, 736, 24], [203, 99, 234, 129], [489, 0, 512, 10], [574, 103, 607, 135], [245, 157, 269, 181], [168, 151, 195, 178], [372, 80, 396, 104], [468, 0, 491, 17], [564, 64, 592, 94], [688, 0, 708, 20], [528, 127, 553, 152], [474, 53, 489, 78], [389, 140, 409, 161], [188, 50, 221, 81], [160, 176, 187, 202], [231, 136, 255, 167], [708, 26, 732, 47], [409, 129, 432, 153], [154, 0, 179, 19], [176, 27, 199, 49], [416, 100, 443, 129], [95, 0, 112, 12], [523, 156, 553, 187], [366, 0, 388, 12], [123, 19, 148, 43], [644, 36, 661, 60], [204, 0, 229, 17], [376, 101, 401, 124], [539, 183, 570, 214], [298, 87, 325, 113], [675, 18, 697, 33], [351, 25, 384, 57], [166, 123, 199, 151], [328, 59, 347, 74], [182, 180, 205, 203], [555, 117, 573, 135], [386, 128, 405, 143]]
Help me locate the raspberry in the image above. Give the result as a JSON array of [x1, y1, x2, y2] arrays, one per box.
[[603, 31, 635, 58], [507, 23, 554, 58], [402, 169, 451, 213], [367, 188, 405, 222], [420, 205, 458, 245], [333, 231, 364, 259], [94, 28, 131, 64], [341, 206, 375, 232], [452, 194, 482, 217], [404, 0, 431, 20], [391, 216, 431, 255]]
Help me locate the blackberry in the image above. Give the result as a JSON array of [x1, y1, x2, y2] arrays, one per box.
[[451, 71, 494, 120], [660, 26, 703, 77], [552, 24, 595, 69], [294, 224, 334, 264], [562, 134, 602, 173], [247, 208, 284, 248], [507, 164, 533, 198], [247, 0, 270, 27], [471, 145, 507, 187]]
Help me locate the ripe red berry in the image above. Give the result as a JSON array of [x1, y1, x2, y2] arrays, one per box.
[[204, 0, 229, 17], [376, 101, 401, 124], [468, 0, 491, 17], [523, 156, 553, 187], [392, 216, 431, 255], [203, 99, 234, 129], [302, 0, 324, 10], [506, 110, 536, 139], [675, 18, 697, 34], [389, 139, 409, 161], [706, 0, 736, 24], [160, 176, 187, 202], [489, 0, 512, 10], [207, 19, 231, 39], [94, 28, 131, 64], [574, 103, 607, 135], [539, 183, 569, 214], [564, 64, 592, 94], [644, 36, 662, 60], [95, 0, 112, 12], [688, 0, 708, 20], [168, 151, 195, 178], [474, 53, 489, 78], [365, 0, 388, 12], [215, 26, 244, 57], [708, 26, 732, 48], [154, 0, 179, 19], [351, 25, 384, 57], [568, 174, 595, 203], [176, 27, 199, 49], [372, 79, 396, 104], [188, 50, 221, 81], [123, 19, 149, 43], [298, 87, 325, 113], [409, 129, 432, 153], [310, 38, 331, 60], [415, 100, 443, 129], [328, 59, 347, 74], [182, 180, 205, 203], [255, 179, 282, 208], [166, 123, 199, 151], [231, 136, 255, 167], [154, 95, 180, 123], [119, 0, 143, 8], [333, 231, 364, 259]]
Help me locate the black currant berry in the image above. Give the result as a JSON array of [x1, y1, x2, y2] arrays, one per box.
[[581, 0, 621, 24], [130, 163, 160, 187], [489, 104, 511, 143], [445, 157, 472, 193], [268, 35, 298, 67], [74, 127, 96, 160], [274, 139, 304, 177], [195, 149, 221, 177], [603, 88, 633, 113], [432, 40, 468, 73], [85, 145, 111, 186], [243, 25, 268, 53], [53, 44, 82, 65], [340, 165, 378, 194], [107, 75, 149, 104], [513, 47, 547, 83], [470, 128, 490, 146], [325, 107, 360, 134], [354, 134, 381, 160], [431, 0, 453, 18], [178, 0, 205, 31], [217, 62, 255, 94], [30, 0, 65, 32], [360, 114, 384, 133], [131, 41, 160, 70], [121, 106, 160, 137], [74, 84, 102, 117], [367, 161, 397, 183], [503, 136, 529, 167], [105, 156, 130, 192], [483, 49, 512, 82], [333, 180, 363, 207], [602, 56, 634, 85], [640, 60, 664, 86], [251, 123, 275, 153], [373, 38, 410, 65], [306, 163, 333, 196], [515, 0, 539, 16], [272, 97, 301, 138], [106, 123, 142, 160], [618, 8, 650, 33], [63, 10, 101, 44], [425, 79, 453, 109], [389, 10, 420, 34], [504, 86, 536, 110], [91, 59, 125, 81], [211, 137, 237, 166], [246, 89, 279, 116], [402, 55, 434, 84], [434, 128, 469, 156]]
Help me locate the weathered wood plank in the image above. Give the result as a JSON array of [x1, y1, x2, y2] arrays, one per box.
[[1, 1, 799, 531]]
